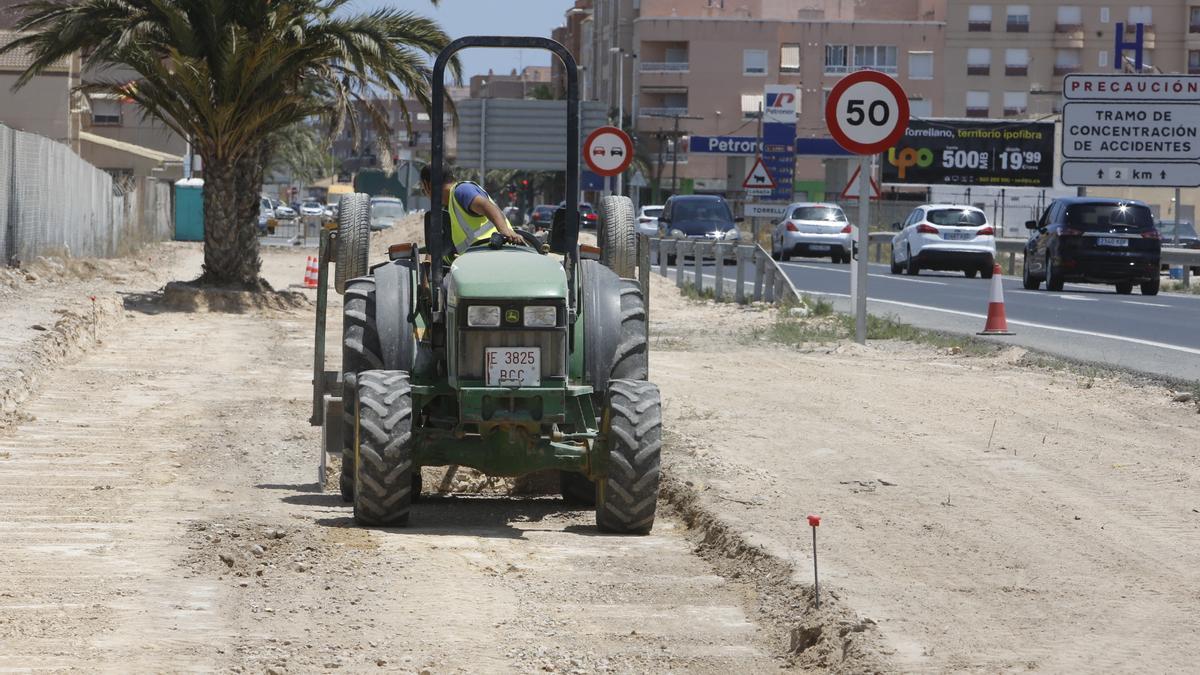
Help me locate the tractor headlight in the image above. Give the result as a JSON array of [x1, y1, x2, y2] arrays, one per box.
[[523, 306, 557, 328], [467, 305, 501, 327]]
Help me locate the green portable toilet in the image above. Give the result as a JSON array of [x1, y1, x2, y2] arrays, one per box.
[[174, 178, 205, 241]]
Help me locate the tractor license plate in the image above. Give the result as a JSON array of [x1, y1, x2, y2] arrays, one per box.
[[485, 347, 541, 387]]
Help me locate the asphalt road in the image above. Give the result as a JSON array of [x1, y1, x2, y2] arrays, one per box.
[[667, 255, 1200, 383]]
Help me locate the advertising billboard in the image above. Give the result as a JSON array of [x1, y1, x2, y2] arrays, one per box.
[[882, 119, 1055, 187]]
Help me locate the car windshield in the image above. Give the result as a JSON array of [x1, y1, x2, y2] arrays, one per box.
[[791, 206, 844, 222], [535, 207, 555, 216], [1157, 221, 1197, 238], [673, 200, 733, 223], [927, 209, 986, 226], [302, 201, 321, 209], [372, 203, 404, 219], [643, 208, 663, 218], [1065, 203, 1154, 232]]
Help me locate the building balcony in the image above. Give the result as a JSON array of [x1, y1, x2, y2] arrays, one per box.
[[967, 65, 990, 76], [968, 21, 991, 32], [1054, 28, 1085, 48], [1124, 23, 1156, 48], [640, 107, 690, 118], [1190, 66, 1200, 75], [1053, 64, 1081, 76], [1006, 20, 1029, 33], [852, 65, 898, 75], [965, 107, 990, 118], [640, 61, 689, 73], [1003, 107, 1027, 117], [1005, 65, 1029, 76]]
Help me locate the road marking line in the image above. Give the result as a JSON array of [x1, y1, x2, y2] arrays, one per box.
[[1121, 300, 1171, 308], [780, 262, 947, 285], [790, 288, 1200, 356], [1056, 295, 1098, 302]]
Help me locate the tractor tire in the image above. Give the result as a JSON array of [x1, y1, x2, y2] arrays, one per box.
[[598, 195, 637, 279], [335, 193, 371, 294], [596, 380, 662, 535], [340, 277, 384, 502], [582, 261, 648, 408], [353, 370, 415, 527]]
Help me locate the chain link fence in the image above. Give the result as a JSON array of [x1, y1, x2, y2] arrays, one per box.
[[1, 122, 172, 265]]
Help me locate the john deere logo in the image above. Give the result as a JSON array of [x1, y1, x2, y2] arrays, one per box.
[[505, 309, 520, 324]]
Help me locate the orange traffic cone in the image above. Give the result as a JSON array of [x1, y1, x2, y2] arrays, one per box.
[[978, 263, 1014, 335], [304, 256, 318, 288]]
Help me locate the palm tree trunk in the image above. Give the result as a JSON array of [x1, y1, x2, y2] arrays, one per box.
[[200, 150, 263, 288]]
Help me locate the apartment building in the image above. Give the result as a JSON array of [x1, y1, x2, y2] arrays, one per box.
[[944, 1, 1190, 118], [469, 66, 553, 99]]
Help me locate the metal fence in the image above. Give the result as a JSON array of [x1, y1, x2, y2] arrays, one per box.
[[640, 236, 799, 305], [1, 122, 171, 264]]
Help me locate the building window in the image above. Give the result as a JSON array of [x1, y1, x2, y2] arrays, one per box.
[[1003, 91, 1028, 116], [854, 45, 897, 74], [968, 5, 992, 31], [1190, 50, 1200, 74], [1127, 6, 1152, 28], [741, 93, 763, 118], [1005, 48, 1029, 76], [908, 52, 933, 80], [967, 48, 991, 76], [743, 49, 768, 75], [90, 97, 122, 126], [1191, 7, 1200, 33], [780, 44, 800, 73], [824, 45, 849, 74], [1055, 49, 1082, 75], [1006, 5, 1030, 32], [909, 99, 933, 117], [1098, 50, 1109, 68], [1056, 6, 1082, 31], [966, 90, 990, 117], [1100, 7, 1110, 23]]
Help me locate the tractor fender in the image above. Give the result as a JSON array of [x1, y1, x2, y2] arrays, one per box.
[[581, 260, 622, 399], [373, 259, 416, 372]]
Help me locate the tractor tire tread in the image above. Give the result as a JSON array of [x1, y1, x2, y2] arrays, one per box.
[[597, 379, 661, 535], [353, 370, 414, 526], [599, 196, 638, 279]]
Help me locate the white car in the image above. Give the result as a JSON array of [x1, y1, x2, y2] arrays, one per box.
[[771, 202, 853, 263], [369, 197, 405, 231], [637, 205, 664, 237], [890, 204, 996, 278], [273, 199, 297, 219]]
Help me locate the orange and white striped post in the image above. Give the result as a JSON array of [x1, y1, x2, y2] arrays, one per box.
[[978, 263, 1014, 335]]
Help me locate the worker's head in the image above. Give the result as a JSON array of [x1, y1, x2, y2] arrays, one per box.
[[419, 165, 457, 196]]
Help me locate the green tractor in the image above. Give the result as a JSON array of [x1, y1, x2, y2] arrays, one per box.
[[309, 36, 659, 534]]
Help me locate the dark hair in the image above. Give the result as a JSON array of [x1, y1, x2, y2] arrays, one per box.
[[420, 165, 457, 185]]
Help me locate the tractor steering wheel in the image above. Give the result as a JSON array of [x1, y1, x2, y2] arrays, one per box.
[[513, 228, 545, 252]]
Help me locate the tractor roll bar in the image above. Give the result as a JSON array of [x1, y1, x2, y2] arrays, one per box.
[[430, 36, 581, 313]]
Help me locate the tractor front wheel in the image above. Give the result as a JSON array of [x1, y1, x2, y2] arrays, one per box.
[[353, 370, 415, 526], [596, 380, 662, 535], [340, 277, 383, 501], [598, 195, 637, 278]]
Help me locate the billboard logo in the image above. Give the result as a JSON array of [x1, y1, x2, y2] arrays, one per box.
[[763, 86, 798, 123], [887, 147, 934, 179], [766, 92, 796, 110]]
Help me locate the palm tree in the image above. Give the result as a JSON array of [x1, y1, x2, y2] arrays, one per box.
[[1, 0, 458, 288]]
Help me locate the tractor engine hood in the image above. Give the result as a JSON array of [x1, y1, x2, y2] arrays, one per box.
[[447, 249, 568, 303]]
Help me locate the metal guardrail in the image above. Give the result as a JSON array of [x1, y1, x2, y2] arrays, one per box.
[[865, 233, 1199, 287], [639, 236, 798, 305]]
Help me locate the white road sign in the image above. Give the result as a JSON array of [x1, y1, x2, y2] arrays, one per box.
[[825, 70, 910, 156], [1063, 74, 1200, 101], [1062, 102, 1199, 161], [1061, 161, 1200, 188], [744, 203, 788, 219]]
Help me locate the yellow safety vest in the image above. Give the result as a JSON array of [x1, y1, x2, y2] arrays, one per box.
[[447, 181, 500, 255]]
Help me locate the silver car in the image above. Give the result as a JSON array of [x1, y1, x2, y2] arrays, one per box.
[[771, 202, 853, 264], [369, 197, 405, 231], [636, 205, 664, 238]]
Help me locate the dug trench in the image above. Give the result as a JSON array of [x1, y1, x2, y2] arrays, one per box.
[[1, 240, 861, 673]]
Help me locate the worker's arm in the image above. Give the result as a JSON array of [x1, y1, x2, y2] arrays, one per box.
[[470, 194, 523, 244]]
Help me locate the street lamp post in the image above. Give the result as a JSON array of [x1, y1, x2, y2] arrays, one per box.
[[609, 47, 635, 196]]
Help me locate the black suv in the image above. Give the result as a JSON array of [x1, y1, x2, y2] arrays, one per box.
[[1022, 198, 1161, 296]]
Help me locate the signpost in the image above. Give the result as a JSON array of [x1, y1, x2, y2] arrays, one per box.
[[584, 125, 635, 178], [1061, 74, 1200, 188], [825, 70, 910, 344]]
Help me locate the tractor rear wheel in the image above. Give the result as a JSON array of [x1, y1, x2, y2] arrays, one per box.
[[340, 277, 383, 501], [596, 380, 662, 535], [353, 370, 414, 527], [335, 193, 371, 294], [599, 195, 637, 278]]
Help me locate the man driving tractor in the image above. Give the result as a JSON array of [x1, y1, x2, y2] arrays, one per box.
[[420, 165, 522, 257]]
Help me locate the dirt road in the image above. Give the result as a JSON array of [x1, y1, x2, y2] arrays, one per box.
[[0, 245, 781, 673], [649, 274, 1200, 672]]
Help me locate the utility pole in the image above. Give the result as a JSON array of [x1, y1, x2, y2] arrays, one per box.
[[647, 112, 702, 198]]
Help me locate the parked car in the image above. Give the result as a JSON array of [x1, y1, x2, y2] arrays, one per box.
[[1157, 220, 1200, 274], [272, 199, 296, 220], [771, 202, 853, 264], [529, 204, 557, 231], [558, 201, 598, 228], [637, 205, 664, 238], [890, 204, 996, 278], [502, 206, 525, 227], [257, 197, 277, 236], [369, 197, 405, 231], [1022, 197, 1161, 295]]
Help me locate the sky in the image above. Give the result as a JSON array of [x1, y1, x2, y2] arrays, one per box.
[[340, 1, 577, 79]]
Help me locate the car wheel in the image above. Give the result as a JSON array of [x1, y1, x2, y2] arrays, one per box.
[[1022, 254, 1040, 290], [780, 246, 791, 262], [905, 246, 920, 276], [771, 240, 781, 261], [1045, 253, 1064, 292], [1140, 276, 1160, 296], [964, 268, 978, 279], [980, 264, 994, 280], [1115, 281, 1134, 295], [890, 248, 902, 274]]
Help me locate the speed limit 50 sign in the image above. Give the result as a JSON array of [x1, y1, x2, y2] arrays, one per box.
[[825, 70, 910, 155]]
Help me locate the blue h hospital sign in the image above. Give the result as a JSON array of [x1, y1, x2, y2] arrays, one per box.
[[1115, 22, 1145, 72]]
